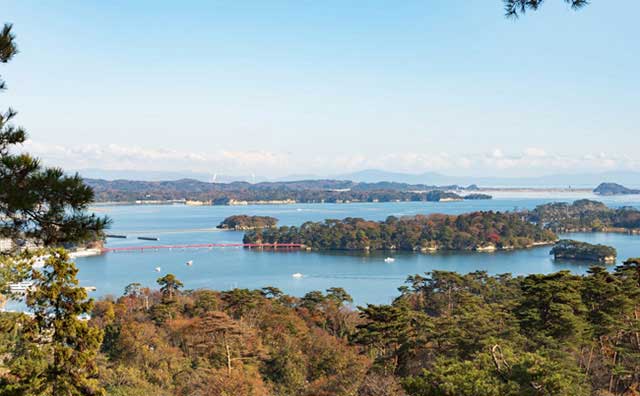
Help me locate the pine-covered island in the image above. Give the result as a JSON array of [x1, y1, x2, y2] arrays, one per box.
[[550, 239, 617, 263], [527, 199, 640, 233], [243, 211, 557, 252], [217, 215, 278, 230]]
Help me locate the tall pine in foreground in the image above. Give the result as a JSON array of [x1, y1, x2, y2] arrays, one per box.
[[0, 23, 108, 251], [0, 250, 104, 396], [0, 23, 107, 395]]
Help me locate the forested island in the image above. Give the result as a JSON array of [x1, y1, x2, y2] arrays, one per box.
[[217, 215, 278, 230], [85, 178, 491, 204], [243, 212, 557, 252], [550, 239, 617, 263], [527, 199, 640, 233], [462, 193, 493, 200]]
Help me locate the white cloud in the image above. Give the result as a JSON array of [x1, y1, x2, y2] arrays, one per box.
[[524, 147, 547, 157], [15, 140, 640, 178]]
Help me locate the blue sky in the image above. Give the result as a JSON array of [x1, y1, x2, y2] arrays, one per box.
[[3, 1, 639, 178]]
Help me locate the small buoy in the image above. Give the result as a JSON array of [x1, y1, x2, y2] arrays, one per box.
[[292, 273, 303, 278]]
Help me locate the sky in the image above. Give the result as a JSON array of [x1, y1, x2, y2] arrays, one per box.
[[2, 1, 639, 179]]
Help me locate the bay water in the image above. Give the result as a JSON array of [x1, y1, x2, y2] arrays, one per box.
[[69, 192, 640, 305]]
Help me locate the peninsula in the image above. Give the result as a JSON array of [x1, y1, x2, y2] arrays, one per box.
[[527, 199, 640, 233], [85, 178, 491, 205]]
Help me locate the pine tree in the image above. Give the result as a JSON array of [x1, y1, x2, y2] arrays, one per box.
[[504, 0, 589, 18], [157, 273, 183, 300], [0, 249, 104, 395], [0, 23, 108, 251]]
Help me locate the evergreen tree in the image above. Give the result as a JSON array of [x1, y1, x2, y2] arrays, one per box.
[[0, 23, 108, 250], [515, 271, 588, 347], [504, 0, 589, 18], [0, 249, 104, 395], [354, 304, 411, 375], [157, 273, 183, 300]]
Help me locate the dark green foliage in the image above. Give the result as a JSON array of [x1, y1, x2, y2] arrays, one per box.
[[0, 250, 104, 395], [528, 199, 640, 232], [157, 273, 183, 300], [424, 190, 463, 202], [463, 193, 493, 200], [244, 212, 557, 251], [504, 0, 589, 18], [217, 215, 278, 230], [362, 266, 640, 395], [0, 24, 18, 90], [85, 178, 491, 204], [515, 271, 588, 346], [551, 239, 617, 262], [0, 23, 108, 249], [3, 263, 640, 394]]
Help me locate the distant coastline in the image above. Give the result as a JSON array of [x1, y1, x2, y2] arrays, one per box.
[[88, 187, 597, 206], [85, 177, 640, 207]]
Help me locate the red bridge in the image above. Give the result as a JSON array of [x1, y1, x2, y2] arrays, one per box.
[[101, 243, 304, 253]]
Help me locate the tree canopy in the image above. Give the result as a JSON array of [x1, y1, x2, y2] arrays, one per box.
[[0, 23, 108, 251], [504, 0, 589, 18]]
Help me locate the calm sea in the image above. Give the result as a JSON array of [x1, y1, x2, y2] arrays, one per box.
[[63, 191, 640, 306], [5, 191, 640, 310]]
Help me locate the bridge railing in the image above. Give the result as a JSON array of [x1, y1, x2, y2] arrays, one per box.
[[101, 243, 304, 253]]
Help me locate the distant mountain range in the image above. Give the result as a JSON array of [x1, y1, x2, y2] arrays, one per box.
[[75, 169, 266, 183], [335, 169, 640, 188], [76, 168, 640, 189]]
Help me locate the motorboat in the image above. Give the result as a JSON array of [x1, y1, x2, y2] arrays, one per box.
[[384, 257, 395, 263]]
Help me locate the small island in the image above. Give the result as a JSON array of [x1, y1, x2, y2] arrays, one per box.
[[594, 182, 640, 196], [550, 239, 617, 263], [425, 191, 492, 202], [425, 190, 463, 202], [463, 193, 492, 200], [244, 211, 556, 252], [217, 215, 278, 230]]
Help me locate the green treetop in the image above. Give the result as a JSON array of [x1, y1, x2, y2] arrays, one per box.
[[0, 23, 109, 250], [0, 249, 104, 396]]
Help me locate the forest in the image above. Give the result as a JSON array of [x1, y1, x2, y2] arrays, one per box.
[[551, 239, 618, 263], [2, 254, 640, 396], [217, 215, 279, 230], [527, 200, 640, 232], [243, 212, 557, 252], [85, 178, 489, 204]]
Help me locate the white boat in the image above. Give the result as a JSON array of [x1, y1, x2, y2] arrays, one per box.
[[186, 260, 193, 266], [384, 257, 395, 263], [291, 273, 303, 278], [155, 267, 161, 272]]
